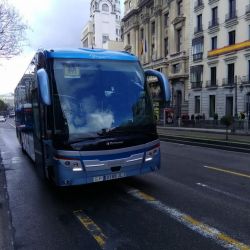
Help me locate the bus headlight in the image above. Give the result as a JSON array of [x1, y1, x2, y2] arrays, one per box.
[[145, 144, 160, 162], [54, 157, 83, 171]]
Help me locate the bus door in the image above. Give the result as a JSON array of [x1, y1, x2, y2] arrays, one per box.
[[31, 89, 45, 178]]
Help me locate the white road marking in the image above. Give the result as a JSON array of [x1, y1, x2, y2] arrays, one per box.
[[196, 182, 250, 204], [126, 187, 250, 250], [7, 122, 16, 128]]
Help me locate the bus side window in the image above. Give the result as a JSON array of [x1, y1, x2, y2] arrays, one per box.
[[32, 90, 41, 139]]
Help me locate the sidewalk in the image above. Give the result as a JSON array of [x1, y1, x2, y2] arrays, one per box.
[[158, 126, 250, 143], [157, 126, 250, 153], [0, 139, 14, 250]]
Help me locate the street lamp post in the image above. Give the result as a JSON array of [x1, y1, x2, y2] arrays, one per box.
[[234, 75, 238, 119], [231, 76, 238, 133]]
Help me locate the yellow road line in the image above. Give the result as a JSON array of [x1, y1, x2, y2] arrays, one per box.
[[74, 210, 107, 249], [127, 188, 250, 250], [204, 165, 250, 179], [183, 215, 249, 250]]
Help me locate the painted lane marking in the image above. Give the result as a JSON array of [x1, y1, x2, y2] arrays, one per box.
[[74, 210, 107, 249], [196, 183, 250, 204], [126, 188, 250, 250], [7, 122, 15, 128], [204, 166, 250, 179]]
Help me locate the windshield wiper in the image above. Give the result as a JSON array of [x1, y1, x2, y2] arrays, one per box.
[[68, 136, 100, 145], [96, 127, 123, 136]]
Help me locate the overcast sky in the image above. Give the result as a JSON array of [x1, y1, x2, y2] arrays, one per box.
[[0, 0, 124, 94]]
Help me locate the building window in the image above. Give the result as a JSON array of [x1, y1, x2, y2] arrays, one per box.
[[102, 35, 109, 43], [129, 1, 131, 8], [195, 96, 201, 114], [211, 6, 218, 25], [228, 63, 235, 85], [164, 37, 168, 57], [228, 30, 236, 45], [211, 36, 217, 50], [209, 95, 216, 117], [172, 63, 180, 73], [176, 29, 182, 52], [211, 67, 217, 86], [151, 21, 155, 36], [177, 0, 183, 16], [192, 37, 203, 61], [164, 13, 168, 27], [102, 3, 109, 12], [191, 65, 203, 88], [226, 96, 233, 116], [246, 92, 250, 119], [197, 14, 202, 32], [151, 43, 155, 56], [249, 60, 250, 79], [229, 0, 236, 18], [140, 28, 144, 40], [127, 33, 130, 45]]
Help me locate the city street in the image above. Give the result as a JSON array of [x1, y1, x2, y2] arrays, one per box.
[[0, 120, 250, 250]]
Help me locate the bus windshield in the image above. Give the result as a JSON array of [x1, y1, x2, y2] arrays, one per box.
[[52, 59, 155, 142]]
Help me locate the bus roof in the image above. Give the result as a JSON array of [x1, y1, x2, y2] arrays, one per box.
[[44, 48, 138, 61]]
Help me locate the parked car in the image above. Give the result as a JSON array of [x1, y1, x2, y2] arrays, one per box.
[[0, 115, 6, 122], [9, 112, 15, 118]]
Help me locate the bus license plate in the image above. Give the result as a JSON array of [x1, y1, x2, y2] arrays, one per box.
[[93, 172, 126, 183], [105, 172, 126, 181]]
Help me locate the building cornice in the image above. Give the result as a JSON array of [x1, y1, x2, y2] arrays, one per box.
[[154, 5, 162, 17], [138, 0, 153, 8], [172, 15, 186, 26], [122, 8, 139, 22]]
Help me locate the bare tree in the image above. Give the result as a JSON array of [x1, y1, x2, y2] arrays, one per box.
[[0, 1, 28, 58]]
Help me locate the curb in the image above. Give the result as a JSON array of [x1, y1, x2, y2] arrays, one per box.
[[157, 126, 250, 136], [159, 134, 250, 154]]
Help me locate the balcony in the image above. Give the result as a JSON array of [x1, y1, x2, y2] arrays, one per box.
[[208, 0, 219, 4], [193, 52, 203, 62], [206, 80, 218, 89], [222, 77, 236, 87], [194, 26, 203, 35], [225, 10, 237, 22], [208, 18, 219, 29], [240, 75, 250, 85], [194, 0, 204, 12], [191, 81, 202, 89], [225, 10, 238, 28]]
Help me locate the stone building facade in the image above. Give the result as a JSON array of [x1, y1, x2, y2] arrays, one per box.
[[122, 0, 190, 120], [189, 0, 250, 120], [81, 0, 122, 49]]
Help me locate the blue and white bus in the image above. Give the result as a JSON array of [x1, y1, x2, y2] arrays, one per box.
[[15, 48, 170, 186]]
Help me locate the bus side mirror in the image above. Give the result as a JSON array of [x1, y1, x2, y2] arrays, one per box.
[[37, 69, 51, 105], [144, 69, 171, 102]]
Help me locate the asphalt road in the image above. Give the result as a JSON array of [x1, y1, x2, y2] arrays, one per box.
[[0, 119, 250, 250]]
